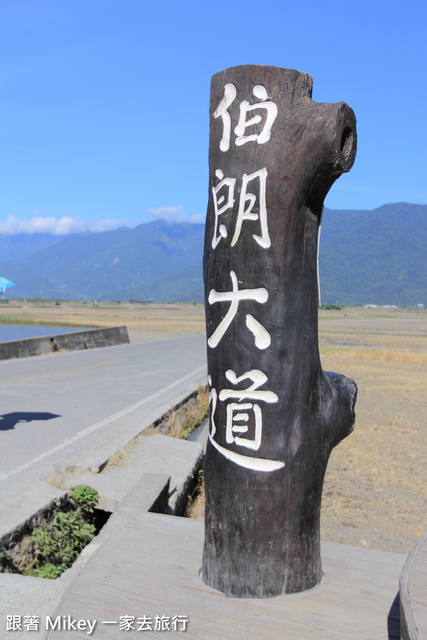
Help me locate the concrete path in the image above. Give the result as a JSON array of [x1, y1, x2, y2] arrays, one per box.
[[0, 334, 208, 640], [0, 334, 207, 536]]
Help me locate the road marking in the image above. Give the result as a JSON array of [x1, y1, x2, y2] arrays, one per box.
[[0, 364, 207, 483]]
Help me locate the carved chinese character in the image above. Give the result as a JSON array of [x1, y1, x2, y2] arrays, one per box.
[[232, 167, 270, 248], [220, 369, 278, 450], [213, 83, 237, 152], [211, 168, 271, 249], [207, 270, 270, 349], [208, 373, 283, 472], [211, 169, 236, 248], [235, 85, 278, 146], [213, 83, 278, 151]]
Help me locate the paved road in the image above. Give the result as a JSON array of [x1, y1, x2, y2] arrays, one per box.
[[0, 334, 207, 533]]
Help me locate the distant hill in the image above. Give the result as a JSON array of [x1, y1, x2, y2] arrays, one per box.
[[0, 233, 63, 262], [0, 220, 205, 302], [0, 203, 426, 305], [319, 203, 427, 305]]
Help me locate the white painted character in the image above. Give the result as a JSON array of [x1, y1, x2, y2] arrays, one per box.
[[220, 369, 278, 451], [207, 270, 271, 349], [211, 168, 271, 250], [231, 167, 271, 248], [213, 83, 278, 151], [207, 373, 284, 472], [213, 82, 237, 152], [234, 84, 278, 146], [211, 169, 236, 249]]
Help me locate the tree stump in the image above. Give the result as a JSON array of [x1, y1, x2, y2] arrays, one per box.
[[202, 65, 358, 597]]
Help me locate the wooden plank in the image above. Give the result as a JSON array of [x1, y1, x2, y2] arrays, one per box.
[[46, 513, 405, 639], [400, 529, 427, 640]]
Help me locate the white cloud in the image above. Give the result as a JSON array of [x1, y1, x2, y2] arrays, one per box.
[[0, 207, 204, 236], [148, 206, 203, 224], [89, 218, 134, 232], [0, 215, 136, 236]]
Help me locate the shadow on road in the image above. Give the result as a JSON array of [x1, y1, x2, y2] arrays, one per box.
[[0, 411, 61, 431], [388, 591, 400, 639]]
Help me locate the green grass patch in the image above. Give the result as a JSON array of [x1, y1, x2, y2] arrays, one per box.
[[0, 485, 99, 579]]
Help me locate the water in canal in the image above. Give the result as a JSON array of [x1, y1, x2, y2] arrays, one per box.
[[0, 324, 87, 343]]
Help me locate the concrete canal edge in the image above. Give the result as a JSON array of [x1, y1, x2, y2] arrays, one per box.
[[0, 326, 129, 360]]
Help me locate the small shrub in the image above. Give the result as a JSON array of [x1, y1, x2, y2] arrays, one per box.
[[70, 484, 98, 522], [31, 563, 67, 579], [9, 485, 100, 579], [0, 542, 13, 572]]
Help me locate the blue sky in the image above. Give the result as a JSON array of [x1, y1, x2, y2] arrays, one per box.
[[1, 0, 426, 235]]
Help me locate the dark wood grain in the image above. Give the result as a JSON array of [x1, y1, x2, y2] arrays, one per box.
[[203, 65, 358, 597]]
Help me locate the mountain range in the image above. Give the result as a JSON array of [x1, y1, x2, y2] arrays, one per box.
[[0, 203, 426, 306]]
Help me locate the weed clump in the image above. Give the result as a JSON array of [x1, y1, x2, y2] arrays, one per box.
[[153, 385, 209, 440], [185, 470, 205, 520], [0, 485, 99, 579]]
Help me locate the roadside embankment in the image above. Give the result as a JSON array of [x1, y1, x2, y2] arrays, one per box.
[[0, 326, 129, 361]]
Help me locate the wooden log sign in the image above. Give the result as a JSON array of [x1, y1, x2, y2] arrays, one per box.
[[202, 65, 358, 597]]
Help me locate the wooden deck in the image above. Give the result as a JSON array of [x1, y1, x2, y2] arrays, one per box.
[[400, 529, 427, 640], [47, 512, 405, 639]]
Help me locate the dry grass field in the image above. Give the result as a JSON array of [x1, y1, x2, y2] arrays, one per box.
[[318, 308, 427, 554], [1, 300, 426, 554], [0, 300, 206, 343]]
